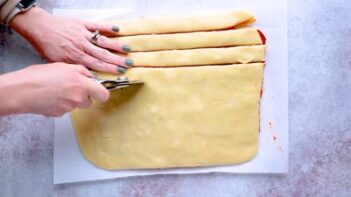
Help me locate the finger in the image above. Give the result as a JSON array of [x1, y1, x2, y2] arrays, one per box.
[[84, 43, 133, 69], [78, 54, 126, 74], [69, 64, 95, 77], [84, 21, 119, 36], [95, 35, 131, 53], [78, 96, 92, 109], [84, 77, 110, 102]]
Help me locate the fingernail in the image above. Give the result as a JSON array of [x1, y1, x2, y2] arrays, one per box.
[[125, 59, 134, 67], [90, 71, 97, 78], [122, 45, 131, 52], [112, 25, 119, 32], [117, 66, 126, 74]]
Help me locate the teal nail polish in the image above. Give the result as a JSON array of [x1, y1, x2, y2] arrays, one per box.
[[125, 59, 134, 67], [117, 67, 126, 74], [122, 45, 131, 52], [112, 25, 119, 32], [90, 71, 97, 78]]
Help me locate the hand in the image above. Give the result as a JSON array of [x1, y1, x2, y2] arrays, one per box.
[[0, 63, 109, 117], [10, 7, 132, 74]]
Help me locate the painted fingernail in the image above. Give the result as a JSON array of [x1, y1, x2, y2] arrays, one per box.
[[90, 71, 97, 78], [117, 66, 126, 74], [112, 25, 119, 32], [122, 45, 131, 52], [125, 59, 134, 67]]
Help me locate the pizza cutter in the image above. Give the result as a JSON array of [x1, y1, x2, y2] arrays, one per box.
[[93, 76, 144, 91]]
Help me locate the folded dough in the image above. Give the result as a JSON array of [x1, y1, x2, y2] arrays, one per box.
[[71, 63, 264, 170], [73, 10, 266, 170], [115, 28, 264, 52], [107, 10, 255, 36], [126, 45, 265, 67]]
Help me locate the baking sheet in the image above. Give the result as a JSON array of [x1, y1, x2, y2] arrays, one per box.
[[54, 0, 288, 184]]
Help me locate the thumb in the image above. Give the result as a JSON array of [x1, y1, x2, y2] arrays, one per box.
[[84, 77, 110, 102]]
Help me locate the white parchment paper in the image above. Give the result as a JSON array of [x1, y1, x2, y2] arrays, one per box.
[[54, 0, 288, 184]]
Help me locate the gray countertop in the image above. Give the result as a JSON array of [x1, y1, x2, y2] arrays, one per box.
[[0, 0, 350, 196]]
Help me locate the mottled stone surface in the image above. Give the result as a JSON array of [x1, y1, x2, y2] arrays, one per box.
[[0, 0, 350, 196]]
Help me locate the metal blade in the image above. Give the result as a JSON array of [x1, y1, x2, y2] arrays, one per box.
[[107, 80, 144, 91]]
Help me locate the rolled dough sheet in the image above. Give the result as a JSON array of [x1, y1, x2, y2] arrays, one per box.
[[106, 10, 255, 36], [70, 63, 264, 170], [116, 28, 265, 52], [125, 45, 265, 67]]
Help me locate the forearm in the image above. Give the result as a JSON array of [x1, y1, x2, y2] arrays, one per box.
[[0, 70, 26, 116]]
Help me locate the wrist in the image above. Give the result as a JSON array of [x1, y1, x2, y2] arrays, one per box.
[[0, 70, 27, 116], [9, 7, 49, 38]]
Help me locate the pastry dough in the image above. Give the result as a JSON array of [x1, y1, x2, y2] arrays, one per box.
[[126, 45, 265, 67], [116, 28, 264, 52], [107, 10, 255, 36], [72, 10, 267, 170], [71, 63, 264, 170]]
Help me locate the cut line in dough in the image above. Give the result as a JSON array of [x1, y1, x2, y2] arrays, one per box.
[[124, 45, 265, 67], [106, 10, 255, 36], [115, 28, 264, 52]]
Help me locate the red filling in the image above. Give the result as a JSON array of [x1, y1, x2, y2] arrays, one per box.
[[257, 29, 266, 44]]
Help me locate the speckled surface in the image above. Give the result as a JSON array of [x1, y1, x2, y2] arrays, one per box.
[[0, 0, 350, 196]]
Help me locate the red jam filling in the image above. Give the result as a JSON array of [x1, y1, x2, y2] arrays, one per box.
[[257, 29, 266, 44]]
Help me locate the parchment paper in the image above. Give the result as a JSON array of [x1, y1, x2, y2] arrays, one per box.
[[53, 0, 288, 184]]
